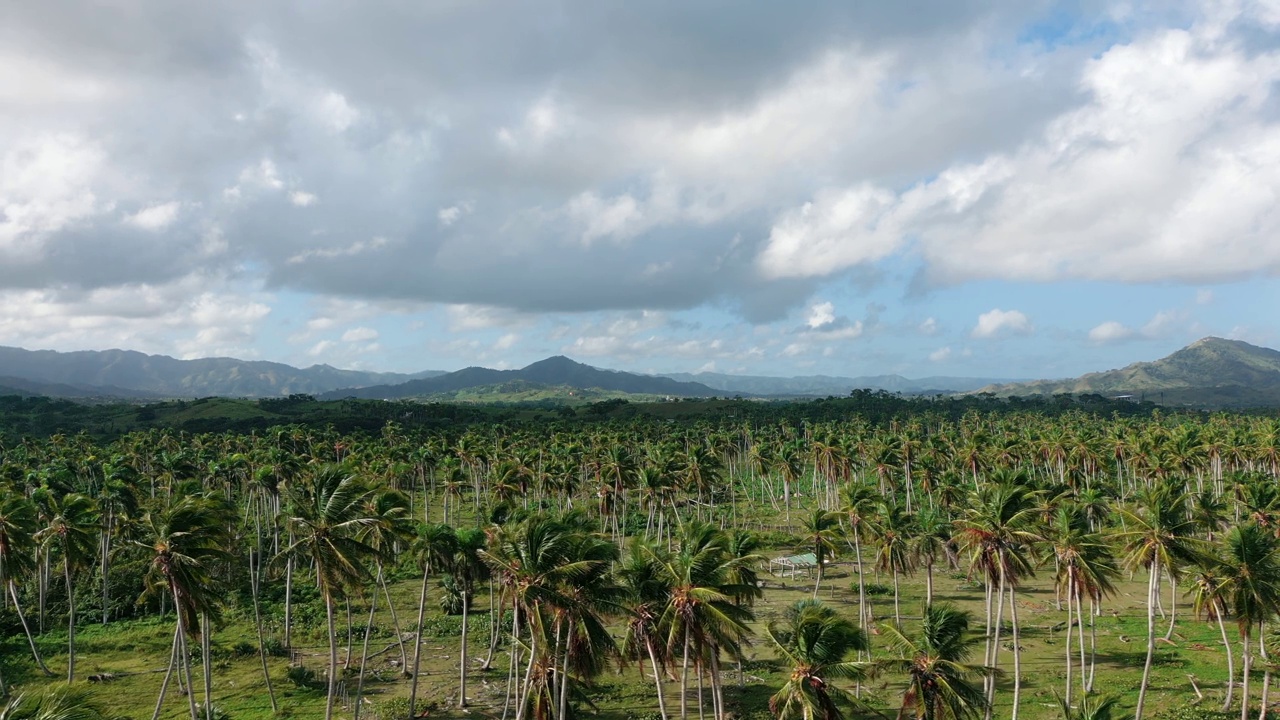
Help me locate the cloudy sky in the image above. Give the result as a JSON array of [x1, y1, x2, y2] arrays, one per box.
[[3, 0, 1280, 379]]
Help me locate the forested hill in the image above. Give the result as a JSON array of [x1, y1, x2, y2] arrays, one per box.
[[320, 355, 721, 399], [977, 337, 1280, 408], [0, 345, 443, 398]]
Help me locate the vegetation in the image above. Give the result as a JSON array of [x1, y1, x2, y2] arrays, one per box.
[[2, 394, 1280, 720]]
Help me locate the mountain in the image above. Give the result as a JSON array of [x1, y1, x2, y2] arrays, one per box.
[[977, 337, 1280, 408], [0, 346, 444, 398], [321, 356, 721, 399], [661, 371, 1020, 396]]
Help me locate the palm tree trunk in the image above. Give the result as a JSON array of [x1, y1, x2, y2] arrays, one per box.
[[249, 550, 278, 713], [283, 546, 295, 649], [152, 622, 182, 720], [987, 566, 1007, 720], [101, 507, 112, 624], [9, 581, 53, 675], [325, 592, 340, 720], [408, 562, 431, 715], [1259, 621, 1271, 720], [646, 636, 670, 720], [354, 590, 378, 720], [202, 612, 214, 720], [557, 622, 572, 720], [680, 628, 691, 720], [1075, 586, 1089, 696], [892, 566, 901, 628], [1009, 580, 1022, 720], [1244, 633, 1253, 720], [459, 586, 470, 708], [1088, 596, 1099, 691], [926, 558, 934, 605], [1064, 580, 1073, 708], [1218, 608, 1236, 711], [377, 565, 408, 670], [853, 532, 867, 630], [1163, 573, 1178, 641], [178, 614, 200, 720], [1136, 559, 1159, 720], [65, 562, 75, 683]]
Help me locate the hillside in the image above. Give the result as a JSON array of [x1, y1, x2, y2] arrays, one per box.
[[979, 337, 1280, 408], [0, 346, 443, 398], [321, 355, 721, 399], [662, 370, 1019, 396]]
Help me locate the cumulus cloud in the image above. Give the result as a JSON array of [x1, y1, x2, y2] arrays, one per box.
[[124, 201, 181, 231], [929, 346, 952, 362], [1088, 321, 1135, 344], [341, 326, 378, 342], [971, 309, 1032, 339]]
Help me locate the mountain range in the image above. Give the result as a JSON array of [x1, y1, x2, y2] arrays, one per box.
[[977, 337, 1280, 408], [0, 346, 442, 399], [2, 337, 1279, 408]]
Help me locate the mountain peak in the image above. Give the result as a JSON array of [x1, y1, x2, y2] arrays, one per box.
[[521, 355, 587, 371]]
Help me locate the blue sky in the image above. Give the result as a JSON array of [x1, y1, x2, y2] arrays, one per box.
[[1, 0, 1278, 380]]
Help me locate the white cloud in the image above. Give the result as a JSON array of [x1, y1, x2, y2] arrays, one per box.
[[0, 134, 106, 258], [124, 201, 181, 231], [287, 236, 391, 264], [758, 184, 904, 279], [929, 346, 952, 362], [919, 317, 939, 336], [806, 301, 836, 329], [1088, 321, 1135, 344], [341, 326, 379, 342], [493, 332, 519, 351], [438, 201, 474, 226], [307, 339, 335, 357], [971, 309, 1032, 339], [289, 190, 318, 207]]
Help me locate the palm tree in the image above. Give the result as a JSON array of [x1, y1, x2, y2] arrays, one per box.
[[38, 492, 98, 683], [1218, 522, 1280, 720], [620, 539, 675, 720], [1045, 504, 1117, 703], [800, 508, 840, 598], [955, 480, 1040, 720], [868, 499, 916, 628], [841, 481, 877, 631], [454, 527, 490, 709], [766, 599, 869, 720], [408, 523, 458, 716], [879, 603, 992, 720], [0, 488, 54, 677], [139, 492, 232, 720], [280, 465, 377, 720], [651, 522, 756, 720], [1190, 565, 1235, 711], [1116, 482, 1205, 720]]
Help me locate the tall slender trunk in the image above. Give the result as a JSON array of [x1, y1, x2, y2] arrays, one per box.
[[1218, 607, 1236, 711], [646, 636, 670, 720], [1064, 579, 1073, 708], [202, 612, 214, 720], [892, 566, 901, 628], [1164, 574, 1178, 641], [1075, 586, 1088, 696], [1009, 580, 1022, 720], [177, 610, 199, 720], [982, 577, 994, 702], [9, 581, 53, 675], [65, 562, 76, 683], [354, 589, 378, 720], [283, 545, 295, 649], [459, 586, 470, 708], [1259, 621, 1271, 720], [1244, 633, 1253, 720], [325, 592, 340, 720], [408, 562, 431, 714], [151, 622, 182, 720], [1135, 559, 1159, 720], [249, 550, 278, 713], [853, 532, 867, 630], [680, 628, 691, 720], [1088, 596, 1099, 691], [101, 507, 112, 624]]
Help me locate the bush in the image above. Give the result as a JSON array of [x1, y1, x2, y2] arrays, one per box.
[[286, 665, 318, 689], [231, 641, 257, 658]]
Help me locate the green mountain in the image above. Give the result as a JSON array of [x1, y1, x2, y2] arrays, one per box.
[[662, 370, 1020, 396], [321, 355, 721, 399], [978, 337, 1280, 408], [0, 346, 444, 398]]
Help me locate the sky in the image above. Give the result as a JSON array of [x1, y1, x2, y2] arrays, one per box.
[[3, 0, 1280, 380]]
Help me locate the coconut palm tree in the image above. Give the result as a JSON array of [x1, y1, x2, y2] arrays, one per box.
[[799, 508, 840, 598], [868, 498, 916, 628], [0, 487, 54, 677], [454, 527, 490, 709], [766, 599, 869, 720], [1116, 481, 1206, 720], [139, 492, 232, 720], [620, 539, 675, 720], [408, 523, 458, 716], [37, 492, 98, 683], [1218, 522, 1280, 720], [879, 603, 992, 720], [1054, 692, 1121, 720], [280, 465, 377, 720], [1190, 565, 1236, 711]]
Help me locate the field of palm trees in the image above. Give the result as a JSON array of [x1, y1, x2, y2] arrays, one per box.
[[1, 404, 1279, 720]]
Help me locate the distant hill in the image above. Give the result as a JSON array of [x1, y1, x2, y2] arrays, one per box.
[[978, 337, 1280, 408], [0, 346, 443, 398], [322, 356, 721, 399], [662, 371, 1019, 396]]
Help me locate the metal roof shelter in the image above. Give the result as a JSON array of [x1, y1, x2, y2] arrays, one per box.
[[769, 552, 819, 578]]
